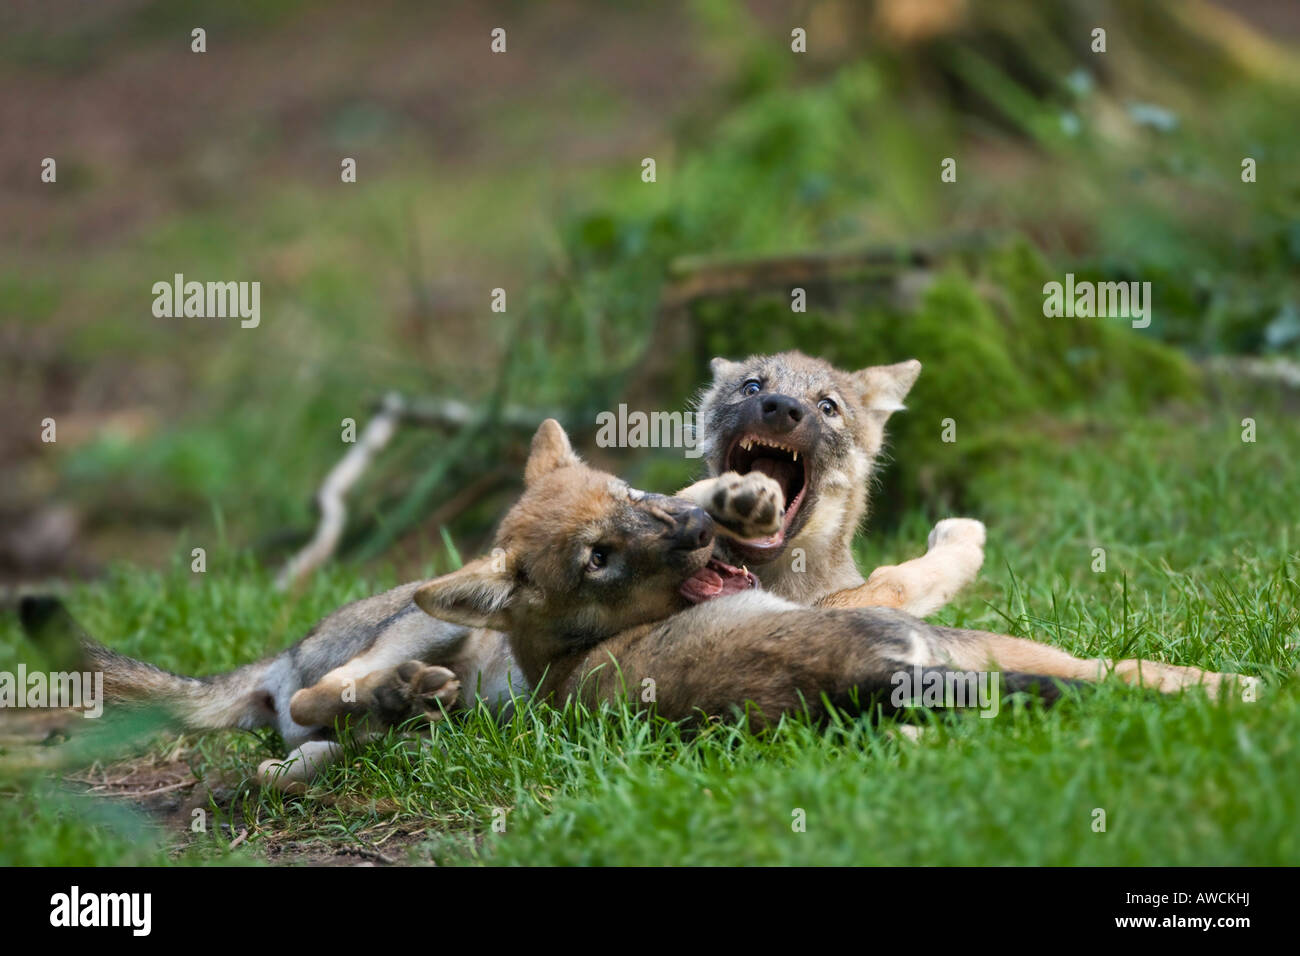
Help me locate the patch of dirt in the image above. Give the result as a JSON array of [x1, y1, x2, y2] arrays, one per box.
[[2, 722, 451, 865], [0, 1, 714, 251], [260, 829, 436, 867]]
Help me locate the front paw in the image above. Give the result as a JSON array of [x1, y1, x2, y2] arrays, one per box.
[[927, 518, 986, 552], [707, 471, 784, 539]]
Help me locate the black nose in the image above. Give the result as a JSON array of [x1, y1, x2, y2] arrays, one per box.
[[761, 394, 804, 431], [668, 507, 714, 551]]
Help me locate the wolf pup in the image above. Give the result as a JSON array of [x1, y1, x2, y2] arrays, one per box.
[[18, 355, 981, 787], [686, 351, 985, 614], [14, 435, 798, 790], [414, 421, 1245, 723]]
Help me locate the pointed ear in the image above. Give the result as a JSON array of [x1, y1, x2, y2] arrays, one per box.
[[856, 359, 921, 413], [525, 418, 579, 485], [709, 356, 745, 381], [413, 554, 516, 630]]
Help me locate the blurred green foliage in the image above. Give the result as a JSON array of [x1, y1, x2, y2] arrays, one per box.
[[3, 0, 1297, 559]]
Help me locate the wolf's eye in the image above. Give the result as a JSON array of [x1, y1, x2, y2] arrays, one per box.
[[818, 398, 838, 416], [741, 379, 762, 396], [586, 548, 609, 572]]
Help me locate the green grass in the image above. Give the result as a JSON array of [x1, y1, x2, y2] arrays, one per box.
[[3, 405, 1296, 866], [4, 0, 1298, 865]]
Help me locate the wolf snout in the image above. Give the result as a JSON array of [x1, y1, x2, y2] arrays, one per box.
[[760, 394, 804, 431], [666, 506, 714, 551]]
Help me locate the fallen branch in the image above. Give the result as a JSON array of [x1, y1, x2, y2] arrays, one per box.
[[393, 396, 560, 432], [275, 385, 574, 588], [274, 393, 405, 591], [92, 779, 194, 798]]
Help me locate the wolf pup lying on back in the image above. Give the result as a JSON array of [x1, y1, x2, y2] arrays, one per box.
[[17, 442, 805, 786], [413, 421, 1243, 722], [23, 353, 986, 787]]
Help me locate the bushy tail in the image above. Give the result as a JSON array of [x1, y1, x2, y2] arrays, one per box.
[[18, 596, 274, 731]]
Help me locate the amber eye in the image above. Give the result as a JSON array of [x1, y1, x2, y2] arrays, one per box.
[[741, 379, 762, 396], [586, 548, 609, 572], [818, 398, 838, 416]]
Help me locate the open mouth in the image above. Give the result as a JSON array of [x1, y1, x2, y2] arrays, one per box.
[[724, 435, 810, 556], [679, 557, 760, 605]]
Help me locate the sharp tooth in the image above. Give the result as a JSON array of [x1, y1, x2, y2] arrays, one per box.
[[792, 450, 798, 461]]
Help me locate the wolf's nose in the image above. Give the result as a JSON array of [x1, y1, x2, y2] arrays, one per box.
[[761, 394, 803, 431], [669, 508, 714, 551]]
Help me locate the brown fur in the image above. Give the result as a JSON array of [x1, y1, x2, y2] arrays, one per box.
[[415, 421, 1249, 723], [27, 352, 975, 790], [694, 351, 985, 614]]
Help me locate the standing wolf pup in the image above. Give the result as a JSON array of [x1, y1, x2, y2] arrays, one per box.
[[21, 353, 986, 788], [414, 421, 1243, 721]]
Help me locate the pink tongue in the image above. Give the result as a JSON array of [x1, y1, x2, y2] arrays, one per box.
[[680, 567, 723, 604]]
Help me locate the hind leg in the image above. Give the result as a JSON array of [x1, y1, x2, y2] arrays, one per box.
[[366, 661, 463, 724], [289, 660, 460, 729], [821, 518, 986, 617], [260, 663, 458, 792], [945, 631, 1255, 700], [258, 740, 344, 792], [1103, 657, 1257, 698]]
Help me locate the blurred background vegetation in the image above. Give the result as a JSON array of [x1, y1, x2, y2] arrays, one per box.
[[2, 0, 1298, 587]]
